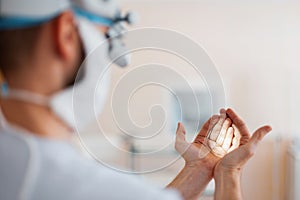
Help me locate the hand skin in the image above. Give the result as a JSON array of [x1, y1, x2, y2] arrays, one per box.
[[167, 109, 235, 200], [213, 108, 272, 200]]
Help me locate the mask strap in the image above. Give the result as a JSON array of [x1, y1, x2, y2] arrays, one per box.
[[2, 89, 49, 106], [0, 82, 49, 107]]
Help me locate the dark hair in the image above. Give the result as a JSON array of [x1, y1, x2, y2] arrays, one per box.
[[0, 25, 42, 73]]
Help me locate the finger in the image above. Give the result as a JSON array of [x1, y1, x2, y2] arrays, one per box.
[[232, 124, 241, 145], [226, 108, 250, 144], [210, 119, 233, 157], [227, 127, 240, 152], [209, 109, 227, 140], [249, 125, 272, 147], [194, 115, 219, 144], [216, 118, 232, 146], [222, 126, 234, 151], [198, 115, 219, 138], [220, 108, 226, 114]]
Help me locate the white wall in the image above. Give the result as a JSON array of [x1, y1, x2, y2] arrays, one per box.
[[86, 1, 300, 199]]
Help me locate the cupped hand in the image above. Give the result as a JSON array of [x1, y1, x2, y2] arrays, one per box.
[[175, 109, 237, 169], [214, 108, 272, 175]]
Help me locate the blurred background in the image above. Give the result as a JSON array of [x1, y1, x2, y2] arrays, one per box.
[[77, 0, 300, 200]]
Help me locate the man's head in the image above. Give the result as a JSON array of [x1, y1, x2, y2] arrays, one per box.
[[0, 11, 89, 93], [0, 0, 134, 131], [0, 1, 132, 94]]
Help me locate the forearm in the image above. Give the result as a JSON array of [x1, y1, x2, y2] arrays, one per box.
[[167, 161, 213, 200], [214, 169, 242, 200]]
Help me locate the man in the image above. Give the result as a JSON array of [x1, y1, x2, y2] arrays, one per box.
[[0, 0, 272, 199]]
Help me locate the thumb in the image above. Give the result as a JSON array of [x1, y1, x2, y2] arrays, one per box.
[[250, 125, 272, 144], [175, 122, 188, 154], [248, 125, 272, 152], [176, 122, 187, 142]]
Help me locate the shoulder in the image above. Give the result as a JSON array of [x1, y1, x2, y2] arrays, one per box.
[[0, 128, 34, 200], [37, 146, 181, 200], [0, 131, 181, 200], [34, 142, 181, 200]]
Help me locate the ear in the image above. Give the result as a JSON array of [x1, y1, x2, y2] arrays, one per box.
[[53, 11, 79, 61]]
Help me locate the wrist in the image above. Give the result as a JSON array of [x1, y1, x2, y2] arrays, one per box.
[[168, 160, 215, 200], [214, 161, 242, 179], [214, 167, 241, 181], [214, 168, 243, 200], [216, 164, 241, 174]]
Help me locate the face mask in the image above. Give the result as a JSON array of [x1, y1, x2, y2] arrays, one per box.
[[0, 17, 111, 132]]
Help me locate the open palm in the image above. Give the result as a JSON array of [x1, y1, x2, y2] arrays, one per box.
[[175, 109, 237, 167]]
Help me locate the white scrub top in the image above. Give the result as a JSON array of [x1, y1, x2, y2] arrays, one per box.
[[0, 112, 181, 200]]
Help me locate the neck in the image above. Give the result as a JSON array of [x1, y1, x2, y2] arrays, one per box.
[[0, 98, 73, 140]]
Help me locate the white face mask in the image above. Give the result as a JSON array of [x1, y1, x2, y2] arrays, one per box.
[[0, 18, 111, 132]]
